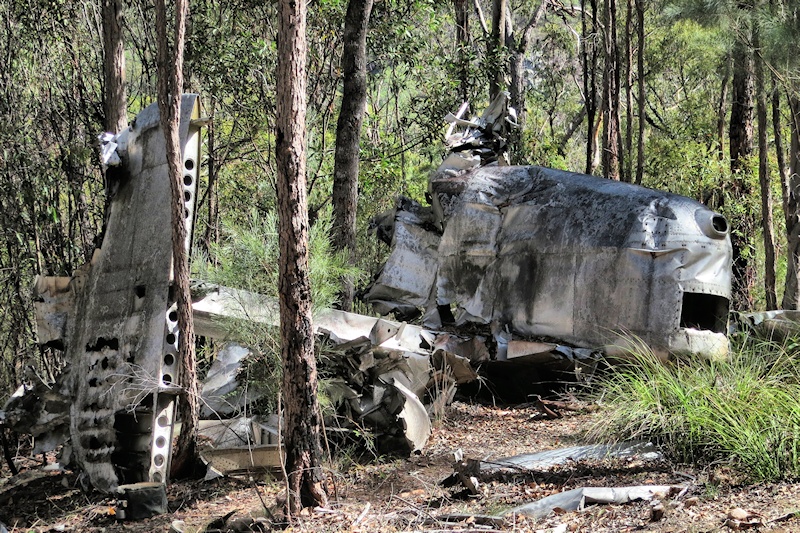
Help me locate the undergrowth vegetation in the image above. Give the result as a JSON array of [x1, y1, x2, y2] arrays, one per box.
[[587, 335, 800, 482], [192, 209, 362, 413]]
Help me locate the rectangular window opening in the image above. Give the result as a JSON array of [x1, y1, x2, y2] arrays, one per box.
[[680, 292, 729, 333]]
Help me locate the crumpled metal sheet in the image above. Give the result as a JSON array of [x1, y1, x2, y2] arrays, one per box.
[[199, 343, 263, 417], [1, 369, 71, 454], [319, 322, 477, 453], [736, 310, 800, 340], [366, 97, 733, 360], [478, 441, 663, 474], [506, 485, 680, 519]]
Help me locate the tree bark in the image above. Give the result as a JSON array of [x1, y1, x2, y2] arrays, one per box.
[[634, 0, 645, 184], [276, 0, 328, 514], [623, 0, 633, 183], [754, 32, 776, 309], [332, 0, 373, 312], [582, 0, 599, 175], [782, 94, 800, 309], [102, 0, 127, 133], [716, 57, 731, 162], [455, 0, 470, 103], [155, 0, 200, 479], [601, 0, 621, 180], [728, 38, 756, 310], [772, 80, 790, 306], [202, 99, 219, 257], [489, 0, 507, 98]]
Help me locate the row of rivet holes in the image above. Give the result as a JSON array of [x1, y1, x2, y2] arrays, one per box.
[[152, 157, 196, 482], [162, 157, 195, 385]]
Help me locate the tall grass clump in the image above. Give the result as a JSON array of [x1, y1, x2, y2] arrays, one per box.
[[587, 335, 800, 481]]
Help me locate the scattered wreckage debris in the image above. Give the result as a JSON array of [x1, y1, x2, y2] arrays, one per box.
[[2, 94, 735, 520], [735, 310, 800, 341], [445, 441, 664, 495], [5, 94, 476, 501], [506, 485, 684, 520], [366, 92, 733, 365]]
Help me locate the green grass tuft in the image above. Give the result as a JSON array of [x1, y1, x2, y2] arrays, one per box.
[[586, 334, 800, 482]]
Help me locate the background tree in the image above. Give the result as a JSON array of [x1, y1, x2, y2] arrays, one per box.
[[601, 0, 622, 180], [276, 0, 328, 513], [754, 28, 777, 310], [332, 0, 374, 311], [102, 0, 127, 134]]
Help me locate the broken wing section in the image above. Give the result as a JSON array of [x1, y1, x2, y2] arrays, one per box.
[[63, 95, 202, 492]]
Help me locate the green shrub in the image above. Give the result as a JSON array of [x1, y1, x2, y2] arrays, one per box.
[[192, 208, 363, 413], [586, 335, 800, 481]]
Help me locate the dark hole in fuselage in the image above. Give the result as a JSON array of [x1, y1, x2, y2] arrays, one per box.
[[86, 337, 119, 352], [680, 292, 729, 333]]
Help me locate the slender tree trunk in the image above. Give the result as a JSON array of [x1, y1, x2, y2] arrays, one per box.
[[102, 0, 126, 133], [782, 94, 800, 309], [332, 0, 373, 312], [774, 83, 788, 227], [623, 0, 633, 183], [754, 32, 776, 309], [772, 81, 790, 307], [728, 38, 756, 310], [455, 0, 470, 103], [730, 42, 754, 174], [716, 57, 731, 162], [601, 0, 621, 180], [155, 0, 199, 479], [634, 0, 645, 184], [582, 0, 599, 175], [203, 100, 219, 257], [489, 0, 507, 98], [507, 0, 546, 164], [276, 0, 328, 513]]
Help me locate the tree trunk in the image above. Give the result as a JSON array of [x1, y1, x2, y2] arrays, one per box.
[[489, 0, 507, 98], [754, 32, 776, 309], [772, 80, 790, 306], [155, 0, 200, 479], [102, 0, 127, 133], [507, 0, 547, 164], [276, 0, 328, 514], [716, 57, 731, 162], [203, 99, 219, 257], [634, 0, 644, 184], [332, 0, 373, 312], [582, 0, 599, 175], [455, 0, 470, 103], [728, 38, 756, 310], [601, 0, 621, 180], [774, 82, 788, 228], [783, 94, 800, 309], [623, 0, 633, 183]]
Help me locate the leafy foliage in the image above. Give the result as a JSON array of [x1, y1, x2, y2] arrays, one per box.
[[191, 209, 362, 412]]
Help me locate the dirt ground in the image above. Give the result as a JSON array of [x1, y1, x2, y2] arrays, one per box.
[[2, 401, 800, 532]]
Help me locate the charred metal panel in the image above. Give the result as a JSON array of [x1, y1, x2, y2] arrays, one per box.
[[432, 165, 730, 357], [366, 97, 732, 359], [65, 95, 202, 491]]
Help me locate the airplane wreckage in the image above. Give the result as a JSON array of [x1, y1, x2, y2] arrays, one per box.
[[1, 94, 734, 513]]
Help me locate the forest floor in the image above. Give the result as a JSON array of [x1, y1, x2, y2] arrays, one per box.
[[2, 401, 800, 532]]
